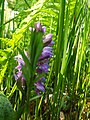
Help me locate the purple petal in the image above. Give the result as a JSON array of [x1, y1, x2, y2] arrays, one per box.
[[35, 22, 42, 32], [36, 63, 49, 73], [48, 40, 54, 46], [17, 59, 25, 65], [43, 34, 53, 45], [21, 76, 26, 87], [29, 27, 35, 32], [14, 74, 18, 80], [34, 81, 45, 92], [17, 71, 22, 78], [15, 64, 22, 71], [14, 71, 22, 80], [39, 50, 53, 61], [40, 77, 46, 81], [41, 63, 49, 72], [42, 26, 46, 33], [36, 89, 40, 95], [14, 54, 25, 65], [36, 68, 43, 74], [43, 47, 52, 51], [29, 27, 33, 31]]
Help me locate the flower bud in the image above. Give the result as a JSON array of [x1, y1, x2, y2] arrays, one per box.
[[43, 34, 53, 45], [42, 26, 46, 33], [34, 22, 42, 32]]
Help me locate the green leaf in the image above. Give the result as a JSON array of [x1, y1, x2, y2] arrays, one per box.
[[33, 32, 43, 69], [7, 82, 17, 98], [30, 31, 43, 72], [18, 48, 32, 84]]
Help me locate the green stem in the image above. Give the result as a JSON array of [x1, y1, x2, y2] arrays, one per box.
[[0, 0, 5, 48], [16, 93, 26, 120], [26, 77, 33, 119], [24, 0, 30, 8], [55, 0, 65, 77]]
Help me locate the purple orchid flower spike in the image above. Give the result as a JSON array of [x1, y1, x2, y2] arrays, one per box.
[[14, 22, 54, 95]]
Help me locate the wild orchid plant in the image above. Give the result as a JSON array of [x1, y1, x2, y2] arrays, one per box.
[[14, 22, 54, 119]]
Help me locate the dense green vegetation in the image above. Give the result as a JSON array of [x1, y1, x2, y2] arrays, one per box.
[[0, 0, 90, 120]]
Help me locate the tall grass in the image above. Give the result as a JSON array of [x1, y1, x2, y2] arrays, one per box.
[[0, 0, 90, 119], [0, 0, 5, 48]]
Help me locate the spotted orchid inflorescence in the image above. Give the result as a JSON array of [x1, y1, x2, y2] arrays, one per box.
[[14, 22, 54, 94]]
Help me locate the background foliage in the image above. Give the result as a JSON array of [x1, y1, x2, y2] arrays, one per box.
[[0, 0, 90, 119]]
